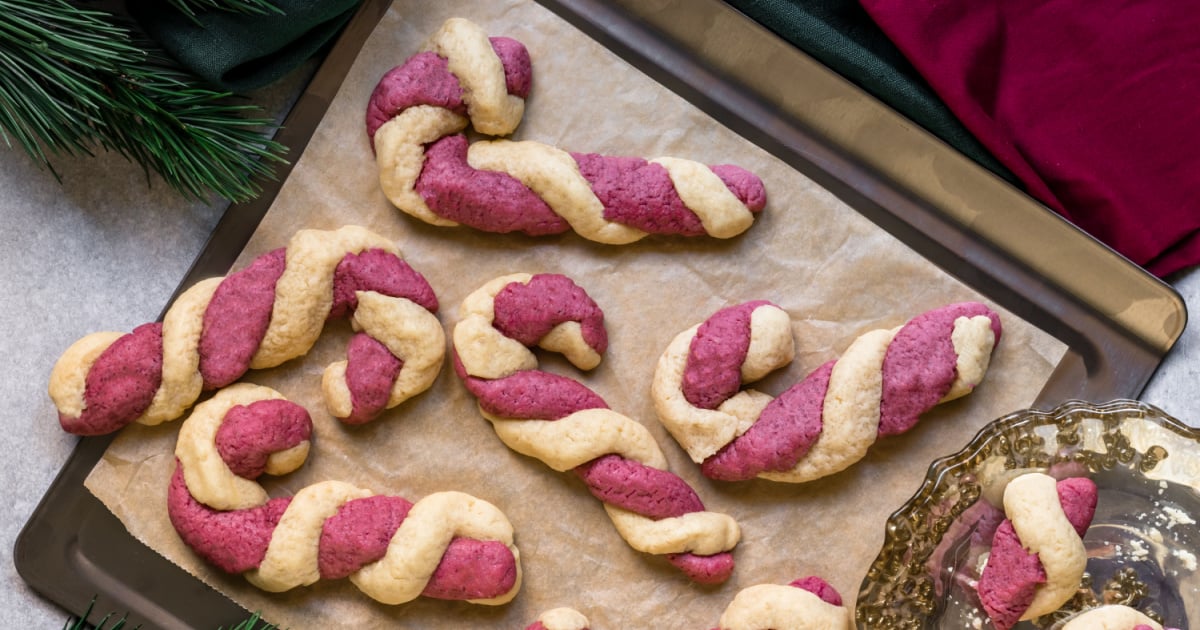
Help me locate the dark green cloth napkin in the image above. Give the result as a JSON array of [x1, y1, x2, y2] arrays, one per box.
[[129, 0, 364, 93], [724, 0, 1016, 184]]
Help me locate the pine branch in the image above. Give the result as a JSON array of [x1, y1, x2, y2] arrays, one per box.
[[95, 50, 289, 202], [220, 611, 276, 630], [63, 598, 277, 630], [0, 0, 289, 203], [62, 599, 133, 630]]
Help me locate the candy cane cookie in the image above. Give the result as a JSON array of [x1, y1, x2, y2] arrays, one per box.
[[367, 18, 766, 244], [652, 301, 1001, 482], [452, 273, 740, 583], [714, 576, 851, 630], [49, 225, 444, 435], [168, 383, 521, 605], [977, 473, 1098, 630]]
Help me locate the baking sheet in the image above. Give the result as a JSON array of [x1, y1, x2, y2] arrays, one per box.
[[17, 0, 1185, 628], [82, 0, 1067, 627]]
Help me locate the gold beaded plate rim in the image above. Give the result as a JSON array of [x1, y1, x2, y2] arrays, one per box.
[[855, 399, 1200, 630]]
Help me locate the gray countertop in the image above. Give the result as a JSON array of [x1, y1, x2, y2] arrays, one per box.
[[4, 83, 1200, 629]]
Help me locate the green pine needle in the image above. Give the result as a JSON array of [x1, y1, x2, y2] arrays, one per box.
[[62, 599, 132, 630], [0, 0, 289, 203], [167, 0, 285, 19], [64, 598, 277, 630], [220, 611, 277, 630]]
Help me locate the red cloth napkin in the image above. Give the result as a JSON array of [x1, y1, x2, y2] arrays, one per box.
[[859, 0, 1200, 277]]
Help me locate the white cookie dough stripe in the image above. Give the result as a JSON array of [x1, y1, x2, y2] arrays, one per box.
[[1061, 605, 1163, 630], [138, 277, 221, 425], [468, 139, 649, 245], [251, 225, 399, 369], [742, 305, 796, 380], [717, 584, 851, 630], [484, 408, 669, 472], [376, 106, 468, 226], [942, 314, 998, 402], [761, 327, 898, 483], [1004, 472, 1088, 620], [246, 480, 372, 592], [351, 490, 521, 605], [322, 293, 447, 418], [175, 383, 308, 511], [422, 17, 524, 136], [535, 607, 591, 630], [606, 505, 740, 556], [652, 157, 755, 239]]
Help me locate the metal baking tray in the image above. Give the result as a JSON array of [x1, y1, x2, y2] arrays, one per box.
[[15, 0, 1186, 627]]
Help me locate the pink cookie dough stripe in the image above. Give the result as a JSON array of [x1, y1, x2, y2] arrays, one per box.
[[574, 153, 705, 235], [365, 37, 532, 141], [215, 399, 313, 479], [330, 247, 438, 318], [492, 274, 608, 354], [681, 300, 774, 409], [789, 576, 844, 606], [66, 322, 164, 436], [200, 248, 286, 390], [318, 495, 413, 580], [168, 465, 289, 573], [343, 333, 403, 425], [878, 302, 1002, 437], [978, 478, 1098, 630], [711, 164, 768, 212], [701, 361, 832, 481], [575, 455, 704, 519], [666, 551, 736, 585], [457, 363, 609, 421]]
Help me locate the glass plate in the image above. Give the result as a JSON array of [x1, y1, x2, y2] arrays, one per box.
[[856, 399, 1199, 629]]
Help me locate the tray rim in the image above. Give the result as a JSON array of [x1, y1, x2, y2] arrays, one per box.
[[15, 0, 1187, 627]]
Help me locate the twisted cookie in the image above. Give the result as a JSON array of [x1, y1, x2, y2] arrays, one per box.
[[367, 18, 766, 244], [653, 301, 1001, 482], [49, 225, 444, 435], [715, 576, 851, 630], [978, 472, 1098, 630], [169, 383, 521, 605], [452, 273, 740, 583]]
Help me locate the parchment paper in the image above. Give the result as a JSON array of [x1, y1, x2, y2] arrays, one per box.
[[85, 1, 1068, 627]]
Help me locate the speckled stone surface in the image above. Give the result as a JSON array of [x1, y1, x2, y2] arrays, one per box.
[[0, 69, 308, 626], [3, 70, 1200, 629]]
